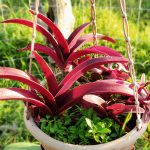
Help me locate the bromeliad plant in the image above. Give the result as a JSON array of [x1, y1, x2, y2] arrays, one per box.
[[1, 9, 130, 81], [0, 52, 131, 115], [0, 51, 150, 121], [2, 9, 122, 73], [0, 9, 150, 145]]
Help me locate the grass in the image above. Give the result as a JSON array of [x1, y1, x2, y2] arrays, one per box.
[[0, 0, 150, 149], [0, 80, 36, 150]]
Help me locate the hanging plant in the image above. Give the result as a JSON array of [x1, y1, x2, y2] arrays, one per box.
[[0, 0, 150, 150]]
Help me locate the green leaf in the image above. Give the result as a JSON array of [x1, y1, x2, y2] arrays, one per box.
[[94, 134, 101, 143], [147, 122, 150, 132], [100, 134, 106, 140], [85, 118, 93, 129], [49, 126, 55, 133], [120, 111, 132, 136], [114, 122, 120, 135], [87, 108, 94, 118], [97, 122, 105, 128], [64, 116, 71, 125], [103, 118, 113, 128], [110, 133, 118, 138], [68, 126, 76, 133], [97, 128, 111, 134], [88, 129, 93, 133]]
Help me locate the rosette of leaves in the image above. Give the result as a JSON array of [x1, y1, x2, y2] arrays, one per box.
[[0, 51, 149, 120], [2, 9, 124, 74]]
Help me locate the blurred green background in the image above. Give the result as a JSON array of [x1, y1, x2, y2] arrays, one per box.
[[0, 0, 150, 149]]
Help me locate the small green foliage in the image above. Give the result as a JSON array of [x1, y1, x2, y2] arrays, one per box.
[[120, 111, 132, 136], [40, 106, 125, 145]]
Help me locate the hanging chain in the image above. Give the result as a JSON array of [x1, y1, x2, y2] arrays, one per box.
[[26, 0, 39, 120], [90, 0, 98, 46], [119, 0, 142, 130], [29, 0, 39, 74]]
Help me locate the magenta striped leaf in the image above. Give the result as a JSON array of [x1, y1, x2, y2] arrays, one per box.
[[30, 9, 70, 55], [66, 46, 123, 64], [33, 51, 59, 96], [0, 67, 56, 110], [0, 88, 52, 115], [77, 55, 91, 64], [70, 34, 116, 52], [71, 56, 91, 69], [138, 81, 150, 93], [57, 57, 128, 97], [82, 94, 107, 116], [106, 103, 125, 115], [83, 94, 106, 106], [102, 69, 129, 80], [2, 19, 64, 62], [56, 80, 133, 113], [67, 22, 91, 46], [124, 105, 145, 113], [20, 44, 63, 68], [106, 103, 145, 115]]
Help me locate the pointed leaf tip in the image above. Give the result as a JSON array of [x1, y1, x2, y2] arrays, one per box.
[[30, 9, 70, 55], [68, 22, 91, 47], [3, 18, 64, 62], [0, 88, 52, 115], [0, 67, 56, 110]]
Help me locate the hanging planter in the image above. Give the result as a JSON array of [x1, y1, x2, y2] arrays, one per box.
[[24, 110, 148, 150], [0, 0, 150, 149]]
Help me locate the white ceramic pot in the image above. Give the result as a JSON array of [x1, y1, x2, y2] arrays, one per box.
[[24, 109, 148, 150]]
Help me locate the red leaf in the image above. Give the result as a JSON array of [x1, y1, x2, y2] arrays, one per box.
[[83, 94, 106, 106], [0, 67, 56, 110], [77, 56, 91, 64], [57, 57, 128, 96], [0, 88, 52, 115], [82, 94, 107, 116], [33, 51, 59, 96], [30, 9, 70, 55], [106, 103, 145, 115], [67, 22, 91, 46], [67, 46, 123, 64], [106, 103, 125, 115], [20, 44, 63, 68], [138, 81, 150, 94], [102, 69, 130, 80], [57, 80, 133, 113], [72, 56, 91, 67], [2, 19, 64, 62], [124, 105, 145, 114], [70, 34, 116, 52]]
